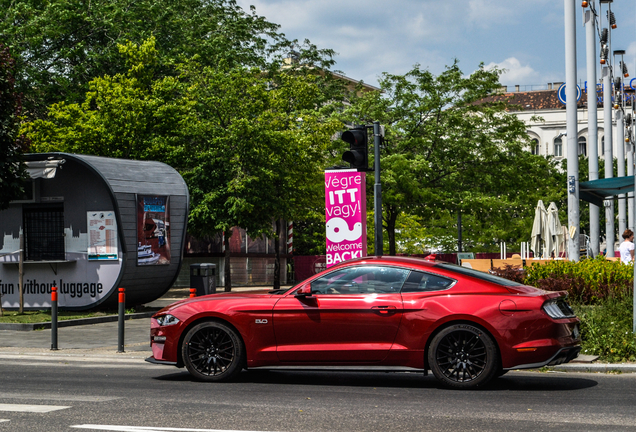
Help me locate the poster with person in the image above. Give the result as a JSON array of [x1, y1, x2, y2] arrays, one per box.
[[137, 196, 171, 266]]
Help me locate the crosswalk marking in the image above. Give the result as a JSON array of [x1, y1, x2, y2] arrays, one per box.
[[0, 403, 70, 413], [72, 426, 276, 432]]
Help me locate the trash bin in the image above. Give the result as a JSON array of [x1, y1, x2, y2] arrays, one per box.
[[190, 263, 217, 296]]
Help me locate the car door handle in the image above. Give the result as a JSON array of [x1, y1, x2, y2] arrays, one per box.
[[371, 306, 397, 314]]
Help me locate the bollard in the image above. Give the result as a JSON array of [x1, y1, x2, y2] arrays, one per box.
[[117, 287, 125, 353], [189, 288, 196, 298], [51, 286, 58, 350]]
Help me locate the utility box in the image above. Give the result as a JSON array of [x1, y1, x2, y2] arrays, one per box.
[[190, 263, 217, 296]]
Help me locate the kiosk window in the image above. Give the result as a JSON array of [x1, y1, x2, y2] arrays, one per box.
[[23, 205, 65, 261]]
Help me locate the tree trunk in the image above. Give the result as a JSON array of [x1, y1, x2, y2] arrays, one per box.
[[224, 231, 232, 292], [273, 219, 281, 290]]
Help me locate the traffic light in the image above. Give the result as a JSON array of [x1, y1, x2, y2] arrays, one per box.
[[341, 126, 368, 171]]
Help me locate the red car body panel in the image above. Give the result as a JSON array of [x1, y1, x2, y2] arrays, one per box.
[[148, 256, 580, 372], [272, 293, 403, 363]]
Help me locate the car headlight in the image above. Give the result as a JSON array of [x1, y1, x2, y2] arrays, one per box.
[[542, 298, 576, 319], [156, 314, 180, 326]]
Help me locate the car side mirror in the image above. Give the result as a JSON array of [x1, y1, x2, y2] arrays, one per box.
[[295, 283, 313, 298]]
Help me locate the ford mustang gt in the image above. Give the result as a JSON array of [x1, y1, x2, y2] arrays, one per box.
[[146, 256, 581, 389]]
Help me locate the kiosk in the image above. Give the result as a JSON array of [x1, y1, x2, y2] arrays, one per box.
[[0, 153, 189, 309]]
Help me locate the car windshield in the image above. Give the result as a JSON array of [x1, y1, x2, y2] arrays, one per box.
[[435, 263, 524, 287]]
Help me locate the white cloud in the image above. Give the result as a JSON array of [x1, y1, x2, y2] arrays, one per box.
[[485, 58, 541, 86]]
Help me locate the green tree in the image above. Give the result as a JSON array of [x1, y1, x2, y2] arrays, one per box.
[[1, 0, 335, 118], [339, 62, 564, 255], [0, 43, 28, 210], [24, 39, 341, 289], [182, 63, 341, 290]]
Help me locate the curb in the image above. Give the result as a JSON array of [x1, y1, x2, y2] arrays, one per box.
[[547, 363, 636, 373], [0, 311, 155, 331]]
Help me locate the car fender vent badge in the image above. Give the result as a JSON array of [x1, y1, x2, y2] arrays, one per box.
[[255, 319, 268, 324]]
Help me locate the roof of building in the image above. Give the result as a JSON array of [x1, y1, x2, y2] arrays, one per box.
[[481, 89, 587, 111]]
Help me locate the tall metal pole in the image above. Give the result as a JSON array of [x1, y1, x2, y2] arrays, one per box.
[[629, 97, 635, 232], [457, 211, 462, 253], [565, 0, 580, 261], [615, 51, 626, 237], [586, 3, 600, 257], [373, 121, 383, 256], [601, 0, 615, 256]]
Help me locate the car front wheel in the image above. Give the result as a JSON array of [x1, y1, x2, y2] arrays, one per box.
[[428, 324, 499, 389], [182, 321, 245, 382]]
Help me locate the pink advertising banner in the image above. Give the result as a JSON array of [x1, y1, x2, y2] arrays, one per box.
[[325, 169, 367, 267]]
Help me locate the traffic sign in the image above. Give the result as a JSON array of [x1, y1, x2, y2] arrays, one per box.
[[557, 83, 581, 105]]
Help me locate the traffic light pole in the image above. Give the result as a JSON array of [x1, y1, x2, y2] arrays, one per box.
[[373, 121, 383, 256]]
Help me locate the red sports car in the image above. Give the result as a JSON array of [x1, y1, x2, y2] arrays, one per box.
[[146, 256, 581, 389]]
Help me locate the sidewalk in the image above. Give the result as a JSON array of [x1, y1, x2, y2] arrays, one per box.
[[0, 285, 634, 374]]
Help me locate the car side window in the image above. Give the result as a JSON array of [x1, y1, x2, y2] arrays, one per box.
[[310, 266, 409, 295], [401, 270, 454, 293]]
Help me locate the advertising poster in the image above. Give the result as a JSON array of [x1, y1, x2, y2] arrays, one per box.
[[87, 211, 118, 260], [137, 196, 170, 266], [324, 169, 367, 267]]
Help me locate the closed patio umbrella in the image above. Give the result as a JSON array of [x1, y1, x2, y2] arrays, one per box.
[[546, 202, 564, 258], [530, 200, 547, 258]]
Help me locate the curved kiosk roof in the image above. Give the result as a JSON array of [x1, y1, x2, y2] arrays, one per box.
[[0, 153, 189, 310]]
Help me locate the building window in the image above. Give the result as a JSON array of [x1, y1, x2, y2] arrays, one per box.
[[531, 138, 540, 155], [578, 136, 587, 156], [554, 137, 563, 157], [23, 205, 65, 261]]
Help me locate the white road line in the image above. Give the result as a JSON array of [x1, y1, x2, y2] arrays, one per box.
[[0, 404, 71, 413], [1, 392, 119, 402], [72, 426, 276, 432], [0, 419, 9, 423]]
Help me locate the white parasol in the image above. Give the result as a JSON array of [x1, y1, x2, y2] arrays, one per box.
[[545, 202, 564, 258], [530, 200, 547, 258]]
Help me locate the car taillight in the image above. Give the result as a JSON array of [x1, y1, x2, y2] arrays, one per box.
[[542, 297, 576, 319]]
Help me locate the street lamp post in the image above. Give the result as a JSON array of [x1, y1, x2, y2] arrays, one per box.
[[585, 1, 600, 257], [600, 0, 615, 256], [565, 0, 580, 261]]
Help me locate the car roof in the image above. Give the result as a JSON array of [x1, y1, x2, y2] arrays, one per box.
[[332, 255, 438, 269]]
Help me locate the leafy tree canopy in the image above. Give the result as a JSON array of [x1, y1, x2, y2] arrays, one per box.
[[338, 62, 565, 254], [23, 38, 342, 286], [0, 43, 28, 209], [1, 0, 336, 118]]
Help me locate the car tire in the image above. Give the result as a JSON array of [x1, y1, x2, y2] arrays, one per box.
[[428, 323, 499, 389], [182, 321, 245, 382]]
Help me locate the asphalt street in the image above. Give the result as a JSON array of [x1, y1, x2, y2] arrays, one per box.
[[0, 286, 635, 432], [1, 358, 636, 432]]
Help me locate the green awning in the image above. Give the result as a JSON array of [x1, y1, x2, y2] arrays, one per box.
[[579, 176, 634, 207]]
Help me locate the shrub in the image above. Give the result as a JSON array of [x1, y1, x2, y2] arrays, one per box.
[[493, 257, 636, 362], [573, 297, 636, 363], [489, 264, 526, 283], [524, 257, 633, 304]]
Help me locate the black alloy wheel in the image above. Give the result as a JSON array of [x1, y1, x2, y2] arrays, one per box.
[[182, 321, 245, 382], [428, 324, 499, 389]]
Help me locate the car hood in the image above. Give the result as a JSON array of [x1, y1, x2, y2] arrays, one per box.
[[156, 289, 279, 314]]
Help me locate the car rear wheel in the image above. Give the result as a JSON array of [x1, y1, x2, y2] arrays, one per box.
[[182, 321, 244, 382], [428, 324, 499, 389]]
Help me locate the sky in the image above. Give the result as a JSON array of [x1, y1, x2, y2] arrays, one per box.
[[234, 0, 636, 90]]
